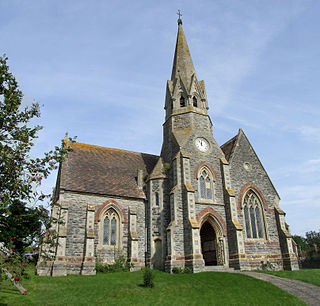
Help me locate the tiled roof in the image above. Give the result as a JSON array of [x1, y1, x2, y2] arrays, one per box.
[[60, 142, 159, 199]]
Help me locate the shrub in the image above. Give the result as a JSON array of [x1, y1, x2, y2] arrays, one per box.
[[95, 249, 133, 273], [143, 267, 154, 288], [261, 261, 275, 271], [172, 266, 192, 274]]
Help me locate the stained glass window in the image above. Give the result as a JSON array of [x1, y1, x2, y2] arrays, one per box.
[[243, 190, 265, 239]]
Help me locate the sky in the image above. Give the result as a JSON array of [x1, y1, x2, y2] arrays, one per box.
[[1, 0, 319, 236]]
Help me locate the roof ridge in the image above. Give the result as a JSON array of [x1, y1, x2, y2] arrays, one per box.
[[72, 141, 159, 157]]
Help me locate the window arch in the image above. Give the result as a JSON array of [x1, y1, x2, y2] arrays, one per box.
[[199, 168, 214, 200], [243, 190, 265, 239], [180, 96, 186, 107], [193, 96, 198, 107], [103, 209, 119, 246]]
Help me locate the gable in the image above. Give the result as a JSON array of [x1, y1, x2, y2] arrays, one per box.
[[227, 129, 280, 199], [59, 142, 159, 199]]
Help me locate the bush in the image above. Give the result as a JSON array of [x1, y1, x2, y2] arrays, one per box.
[[261, 261, 275, 271], [172, 266, 192, 274], [143, 267, 154, 288], [95, 249, 133, 273]]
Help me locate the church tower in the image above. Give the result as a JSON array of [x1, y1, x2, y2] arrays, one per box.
[[147, 17, 239, 272]]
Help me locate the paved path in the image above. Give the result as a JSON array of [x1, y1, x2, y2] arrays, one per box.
[[241, 272, 320, 306]]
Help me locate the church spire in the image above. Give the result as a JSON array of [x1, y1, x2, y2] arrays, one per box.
[[171, 16, 196, 88]]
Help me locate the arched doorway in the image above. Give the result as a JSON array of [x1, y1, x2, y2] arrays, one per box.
[[200, 221, 217, 266]]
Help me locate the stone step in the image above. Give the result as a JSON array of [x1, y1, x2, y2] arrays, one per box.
[[204, 266, 235, 272]]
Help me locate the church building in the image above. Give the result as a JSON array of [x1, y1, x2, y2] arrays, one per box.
[[37, 18, 299, 276]]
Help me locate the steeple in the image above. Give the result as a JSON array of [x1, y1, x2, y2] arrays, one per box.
[[171, 18, 196, 88], [164, 17, 208, 119]]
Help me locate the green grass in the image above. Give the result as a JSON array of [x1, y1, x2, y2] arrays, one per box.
[[256, 269, 320, 287], [0, 267, 305, 305]]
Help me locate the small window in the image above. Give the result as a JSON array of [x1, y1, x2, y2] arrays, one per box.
[[180, 96, 185, 107], [193, 97, 197, 107], [155, 192, 159, 206]]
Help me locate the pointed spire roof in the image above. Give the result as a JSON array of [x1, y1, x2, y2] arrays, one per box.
[[171, 18, 196, 87]]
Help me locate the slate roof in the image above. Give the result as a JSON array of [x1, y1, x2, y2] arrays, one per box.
[[59, 142, 159, 199], [220, 134, 238, 161]]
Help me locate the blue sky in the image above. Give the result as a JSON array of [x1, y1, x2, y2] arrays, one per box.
[[1, 0, 319, 236]]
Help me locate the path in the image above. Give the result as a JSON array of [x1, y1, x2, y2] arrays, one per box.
[[241, 272, 320, 306]]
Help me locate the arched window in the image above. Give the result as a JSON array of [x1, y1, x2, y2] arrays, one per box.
[[243, 190, 264, 239], [180, 96, 185, 107], [103, 209, 119, 246], [199, 169, 213, 200], [193, 96, 198, 107]]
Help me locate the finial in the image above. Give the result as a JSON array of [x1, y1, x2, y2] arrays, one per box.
[[177, 9, 182, 25]]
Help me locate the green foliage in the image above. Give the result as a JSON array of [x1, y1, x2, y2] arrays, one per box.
[[172, 266, 192, 274], [293, 235, 310, 252], [0, 55, 74, 286], [96, 249, 133, 273], [306, 230, 320, 249], [260, 261, 275, 271], [143, 266, 154, 288]]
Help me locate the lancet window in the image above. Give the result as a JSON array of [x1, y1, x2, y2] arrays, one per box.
[[103, 209, 119, 246], [193, 96, 198, 107], [180, 96, 186, 107], [199, 168, 214, 200], [243, 190, 264, 239]]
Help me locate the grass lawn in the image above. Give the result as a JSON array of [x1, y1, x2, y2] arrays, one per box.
[[256, 269, 320, 287], [0, 268, 305, 306]]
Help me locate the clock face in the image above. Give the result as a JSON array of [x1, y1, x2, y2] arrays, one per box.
[[195, 138, 209, 152]]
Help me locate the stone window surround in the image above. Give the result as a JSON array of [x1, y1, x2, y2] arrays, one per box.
[[96, 200, 126, 249], [195, 164, 217, 204]]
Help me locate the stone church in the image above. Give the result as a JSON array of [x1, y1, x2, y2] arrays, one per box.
[[37, 19, 299, 276]]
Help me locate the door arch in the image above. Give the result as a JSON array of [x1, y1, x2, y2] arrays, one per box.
[[199, 215, 226, 266], [200, 221, 217, 265]]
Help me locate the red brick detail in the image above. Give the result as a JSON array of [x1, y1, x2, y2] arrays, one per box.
[[196, 207, 227, 235], [193, 161, 218, 181], [237, 182, 268, 211], [95, 200, 128, 224], [244, 241, 280, 246]]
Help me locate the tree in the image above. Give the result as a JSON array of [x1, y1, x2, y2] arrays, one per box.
[[292, 235, 309, 253], [0, 55, 73, 285], [306, 230, 320, 250]]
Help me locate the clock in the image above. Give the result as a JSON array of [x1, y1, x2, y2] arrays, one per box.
[[195, 138, 209, 152]]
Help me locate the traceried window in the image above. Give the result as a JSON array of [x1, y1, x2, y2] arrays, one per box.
[[193, 96, 198, 107], [199, 169, 213, 200], [103, 210, 119, 246], [243, 190, 264, 239], [180, 96, 186, 107]]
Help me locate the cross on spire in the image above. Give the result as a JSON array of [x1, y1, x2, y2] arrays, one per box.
[[177, 10, 183, 25]]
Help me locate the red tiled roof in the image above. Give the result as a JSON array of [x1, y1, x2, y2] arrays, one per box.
[[59, 142, 159, 199]]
